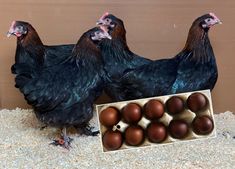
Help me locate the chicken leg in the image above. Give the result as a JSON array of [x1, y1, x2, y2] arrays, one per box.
[[50, 127, 73, 149]]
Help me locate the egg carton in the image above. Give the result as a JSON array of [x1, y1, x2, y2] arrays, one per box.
[[96, 89, 216, 152]]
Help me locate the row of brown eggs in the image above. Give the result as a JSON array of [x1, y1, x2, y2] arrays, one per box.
[[100, 93, 208, 127], [102, 115, 214, 151]]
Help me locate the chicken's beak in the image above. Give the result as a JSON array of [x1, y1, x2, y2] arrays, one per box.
[[7, 31, 13, 37], [96, 19, 105, 26], [217, 20, 222, 24]]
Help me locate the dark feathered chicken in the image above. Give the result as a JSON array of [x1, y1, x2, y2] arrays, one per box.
[[99, 13, 221, 101], [96, 13, 152, 100], [8, 21, 75, 69], [8, 21, 111, 148]]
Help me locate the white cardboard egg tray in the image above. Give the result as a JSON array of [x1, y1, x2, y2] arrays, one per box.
[[96, 89, 216, 152]]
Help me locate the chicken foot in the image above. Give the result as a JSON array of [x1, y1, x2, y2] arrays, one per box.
[[50, 128, 73, 149]]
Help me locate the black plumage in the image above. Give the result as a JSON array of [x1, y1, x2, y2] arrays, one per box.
[[99, 13, 220, 101], [96, 13, 152, 100], [9, 21, 110, 148]]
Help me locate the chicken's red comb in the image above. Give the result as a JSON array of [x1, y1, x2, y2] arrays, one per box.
[[209, 13, 220, 21], [100, 12, 109, 20], [8, 21, 16, 33]]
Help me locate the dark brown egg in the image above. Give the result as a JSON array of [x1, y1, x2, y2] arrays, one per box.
[[124, 125, 144, 146], [122, 103, 142, 124], [187, 93, 208, 112], [146, 122, 167, 143], [144, 99, 164, 120], [102, 130, 123, 150], [99, 107, 121, 127], [166, 96, 185, 114], [192, 115, 214, 135], [168, 120, 189, 139]]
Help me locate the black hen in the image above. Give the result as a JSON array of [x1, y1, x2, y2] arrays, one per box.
[[103, 13, 220, 101], [8, 21, 75, 70], [9, 21, 111, 148], [96, 13, 152, 100]]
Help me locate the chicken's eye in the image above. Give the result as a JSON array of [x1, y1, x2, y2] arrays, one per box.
[[106, 18, 111, 23], [16, 25, 23, 31], [206, 18, 212, 22]]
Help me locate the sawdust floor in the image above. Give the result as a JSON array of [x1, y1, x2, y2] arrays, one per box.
[[0, 108, 234, 169]]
